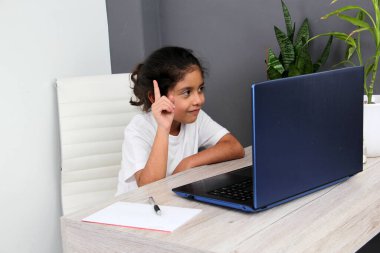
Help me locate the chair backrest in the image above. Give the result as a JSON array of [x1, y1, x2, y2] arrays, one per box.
[[56, 73, 140, 215]]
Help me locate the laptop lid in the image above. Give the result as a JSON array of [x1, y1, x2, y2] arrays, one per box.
[[253, 66, 364, 208]]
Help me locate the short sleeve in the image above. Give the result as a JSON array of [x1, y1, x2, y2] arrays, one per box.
[[119, 114, 155, 184], [197, 110, 229, 149]]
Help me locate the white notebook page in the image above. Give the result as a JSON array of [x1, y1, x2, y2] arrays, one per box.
[[82, 201, 202, 232]]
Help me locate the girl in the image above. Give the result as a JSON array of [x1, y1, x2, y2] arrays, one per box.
[[117, 46, 245, 195]]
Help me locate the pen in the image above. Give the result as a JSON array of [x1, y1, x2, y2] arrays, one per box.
[[149, 196, 162, 215]]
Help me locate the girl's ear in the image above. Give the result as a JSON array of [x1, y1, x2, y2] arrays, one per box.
[[148, 91, 155, 104]]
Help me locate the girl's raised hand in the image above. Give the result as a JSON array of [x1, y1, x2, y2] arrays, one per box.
[[151, 80, 175, 133]]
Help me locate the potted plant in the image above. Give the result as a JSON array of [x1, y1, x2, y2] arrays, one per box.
[[310, 0, 380, 157], [265, 0, 333, 80]]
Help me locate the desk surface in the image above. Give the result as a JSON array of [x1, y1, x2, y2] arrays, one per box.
[[61, 147, 380, 253]]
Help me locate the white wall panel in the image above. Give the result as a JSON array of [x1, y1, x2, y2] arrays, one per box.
[[0, 0, 111, 252]]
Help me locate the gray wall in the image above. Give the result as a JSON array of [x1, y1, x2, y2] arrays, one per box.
[[106, 0, 377, 147], [106, 0, 161, 72]]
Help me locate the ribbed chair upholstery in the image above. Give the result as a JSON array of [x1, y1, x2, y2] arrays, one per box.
[[56, 73, 140, 215]]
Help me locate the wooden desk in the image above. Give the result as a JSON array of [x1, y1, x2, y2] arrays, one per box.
[[61, 147, 380, 253]]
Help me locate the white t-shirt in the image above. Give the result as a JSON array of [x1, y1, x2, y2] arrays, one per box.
[[116, 110, 229, 195]]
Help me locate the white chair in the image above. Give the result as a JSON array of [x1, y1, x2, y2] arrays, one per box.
[[56, 73, 140, 215]]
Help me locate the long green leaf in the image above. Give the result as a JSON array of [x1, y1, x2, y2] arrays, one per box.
[[364, 55, 376, 73], [364, 61, 374, 94], [313, 36, 333, 72], [373, 0, 380, 29], [344, 44, 357, 60], [332, 60, 356, 68], [294, 19, 310, 50], [308, 32, 357, 48], [365, 55, 377, 66], [365, 62, 375, 78], [372, 0, 380, 46], [281, 0, 294, 41], [356, 35, 363, 65], [322, 6, 376, 28], [354, 11, 365, 64], [348, 27, 371, 37], [337, 14, 371, 29], [274, 26, 295, 69]]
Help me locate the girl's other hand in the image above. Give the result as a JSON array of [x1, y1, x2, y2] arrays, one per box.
[[152, 80, 175, 133]]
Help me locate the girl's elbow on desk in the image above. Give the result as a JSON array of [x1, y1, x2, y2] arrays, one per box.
[[231, 142, 245, 160], [218, 134, 245, 160]]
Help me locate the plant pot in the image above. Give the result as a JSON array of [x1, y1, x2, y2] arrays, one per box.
[[363, 95, 380, 157]]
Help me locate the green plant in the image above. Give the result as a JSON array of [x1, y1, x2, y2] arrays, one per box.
[[266, 0, 333, 80], [309, 0, 380, 104]]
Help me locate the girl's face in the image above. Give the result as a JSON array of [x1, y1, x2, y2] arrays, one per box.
[[169, 68, 205, 125]]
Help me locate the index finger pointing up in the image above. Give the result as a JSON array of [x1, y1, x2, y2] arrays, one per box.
[[153, 80, 161, 101]]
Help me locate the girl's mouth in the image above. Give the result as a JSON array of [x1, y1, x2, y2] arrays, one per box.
[[188, 109, 200, 115]]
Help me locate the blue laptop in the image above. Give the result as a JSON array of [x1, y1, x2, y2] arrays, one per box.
[[172, 66, 364, 212]]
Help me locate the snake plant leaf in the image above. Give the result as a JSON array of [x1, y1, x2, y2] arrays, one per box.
[[313, 35, 333, 72], [292, 23, 296, 42], [296, 45, 313, 74], [288, 64, 301, 77], [294, 19, 310, 51], [281, 0, 294, 41], [266, 48, 285, 80], [267, 66, 283, 80], [266, 48, 284, 80], [265, 1, 332, 80], [274, 26, 295, 69], [267, 48, 285, 75]]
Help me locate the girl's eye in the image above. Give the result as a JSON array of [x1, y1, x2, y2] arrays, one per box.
[[182, 90, 191, 97], [199, 86, 205, 92]]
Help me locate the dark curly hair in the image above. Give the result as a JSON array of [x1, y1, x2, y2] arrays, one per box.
[[130, 46, 206, 111]]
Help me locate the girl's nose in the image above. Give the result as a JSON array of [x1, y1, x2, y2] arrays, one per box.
[[192, 93, 204, 105]]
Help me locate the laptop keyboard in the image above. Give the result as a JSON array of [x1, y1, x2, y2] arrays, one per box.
[[207, 179, 253, 201]]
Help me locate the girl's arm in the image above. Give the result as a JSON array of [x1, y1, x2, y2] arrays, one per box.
[[134, 127, 169, 186], [134, 80, 175, 186], [172, 133, 245, 174]]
